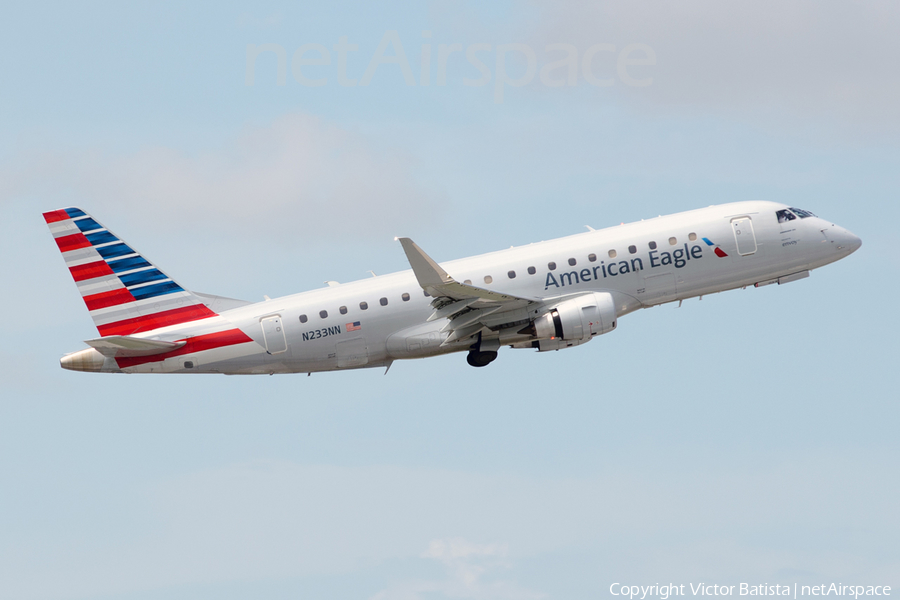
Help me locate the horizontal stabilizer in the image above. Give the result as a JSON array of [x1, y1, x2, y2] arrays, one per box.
[[192, 291, 252, 312], [84, 336, 186, 358]]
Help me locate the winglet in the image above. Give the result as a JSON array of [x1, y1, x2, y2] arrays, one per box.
[[398, 238, 453, 289], [398, 238, 537, 313]]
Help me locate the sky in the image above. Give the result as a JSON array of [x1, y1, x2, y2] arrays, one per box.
[[2, 2, 899, 599]]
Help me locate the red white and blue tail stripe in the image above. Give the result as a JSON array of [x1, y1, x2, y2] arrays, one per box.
[[43, 207, 219, 337]]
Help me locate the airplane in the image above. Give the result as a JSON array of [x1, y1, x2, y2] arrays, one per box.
[[43, 201, 860, 374]]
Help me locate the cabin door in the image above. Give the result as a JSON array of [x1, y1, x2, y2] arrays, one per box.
[[260, 316, 288, 354], [731, 217, 758, 255]]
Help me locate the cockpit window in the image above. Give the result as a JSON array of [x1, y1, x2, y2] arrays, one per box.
[[776, 209, 797, 223], [789, 207, 816, 218]]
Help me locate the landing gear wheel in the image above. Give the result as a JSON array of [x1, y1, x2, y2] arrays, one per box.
[[466, 350, 498, 367]]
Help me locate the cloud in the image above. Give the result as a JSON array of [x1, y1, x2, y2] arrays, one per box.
[[423, 538, 508, 562], [1, 113, 441, 243], [2, 453, 897, 600], [370, 538, 544, 600], [525, 0, 900, 137]]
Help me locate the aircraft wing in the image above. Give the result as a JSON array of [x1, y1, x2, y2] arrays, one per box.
[[398, 238, 538, 344]]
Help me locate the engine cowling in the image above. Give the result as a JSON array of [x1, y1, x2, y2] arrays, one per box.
[[532, 292, 617, 341], [530, 336, 592, 352]]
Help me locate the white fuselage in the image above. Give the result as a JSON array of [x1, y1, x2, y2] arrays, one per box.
[[76, 201, 860, 374]]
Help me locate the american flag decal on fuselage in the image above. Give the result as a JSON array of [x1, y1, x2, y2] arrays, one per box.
[[42, 207, 219, 337]]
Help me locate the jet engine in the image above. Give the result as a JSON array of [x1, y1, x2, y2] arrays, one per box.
[[520, 292, 617, 343]]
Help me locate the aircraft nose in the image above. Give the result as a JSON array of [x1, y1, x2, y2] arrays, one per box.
[[840, 229, 862, 254]]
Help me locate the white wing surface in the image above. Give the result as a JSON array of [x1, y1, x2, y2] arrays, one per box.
[[398, 238, 538, 344]]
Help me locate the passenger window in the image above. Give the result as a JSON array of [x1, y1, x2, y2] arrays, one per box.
[[402, 292, 410, 301], [548, 262, 557, 270], [464, 279, 472, 284], [669, 237, 677, 245], [380, 297, 388, 306], [648, 241, 657, 250], [568, 258, 576, 266], [484, 275, 493, 284], [608, 249, 617, 258], [508, 270, 516, 279], [689, 233, 697, 241], [299, 314, 308, 323], [628, 245, 637, 254], [319, 310, 328, 319], [588, 253, 596, 262], [527, 266, 536, 275], [423, 291, 430, 297], [359, 301, 368, 310], [339, 306, 347, 315]]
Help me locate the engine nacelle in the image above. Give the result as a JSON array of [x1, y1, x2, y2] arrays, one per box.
[[532, 292, 617, 341], [531, 336, 592, 352]]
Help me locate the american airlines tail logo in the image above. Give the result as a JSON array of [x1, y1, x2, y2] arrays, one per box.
[[702, 237, 729, 257]]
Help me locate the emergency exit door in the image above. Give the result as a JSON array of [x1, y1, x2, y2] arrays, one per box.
[[731, 217, 758, 255]]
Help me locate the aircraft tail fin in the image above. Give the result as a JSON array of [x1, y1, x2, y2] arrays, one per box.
[[42, 207, 219, 337]]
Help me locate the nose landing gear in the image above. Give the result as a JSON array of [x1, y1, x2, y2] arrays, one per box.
[[466, 332, 500, 367]]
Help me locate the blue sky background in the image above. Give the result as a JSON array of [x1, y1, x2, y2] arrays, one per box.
[[2, 2, 898, 599]]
